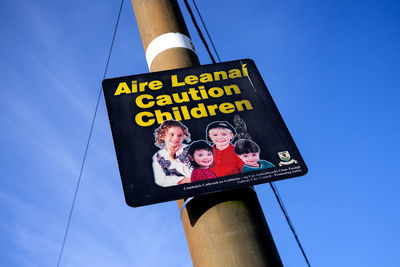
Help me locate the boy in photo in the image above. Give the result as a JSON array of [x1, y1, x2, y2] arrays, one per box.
[[206, 121, 244, 177], [234, 139, 275, 172]]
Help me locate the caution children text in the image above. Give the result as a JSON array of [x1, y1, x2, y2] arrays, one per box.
[[113, 64, 253, 126]]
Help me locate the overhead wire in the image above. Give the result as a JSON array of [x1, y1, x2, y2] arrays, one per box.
[[269, 182, 311, 267], [56, 0, 125, 266], [190, 0, 221, 62], [183, 0, 217, 63], [183, 1, 311, 266]]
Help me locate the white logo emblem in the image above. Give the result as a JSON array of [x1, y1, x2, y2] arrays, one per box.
[[278, 151, 298, 166]]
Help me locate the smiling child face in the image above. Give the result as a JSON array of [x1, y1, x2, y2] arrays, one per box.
[[239, 152, 260, 167], [193, 149, 214, 169], [208, 128, 234, 150], [162, 126, 184, 149]]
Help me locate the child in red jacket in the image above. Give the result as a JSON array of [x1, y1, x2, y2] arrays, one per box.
[[188, 140, 217, 182], [206, 121, 244, 177]]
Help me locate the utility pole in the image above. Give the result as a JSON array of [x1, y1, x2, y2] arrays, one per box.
[[130, 0, 283, 266]]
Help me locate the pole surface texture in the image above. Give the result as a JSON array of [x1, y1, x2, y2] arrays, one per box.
[[131, 1, 283, 266]]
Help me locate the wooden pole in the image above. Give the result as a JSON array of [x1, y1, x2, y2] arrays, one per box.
[[130, 0, 283, 266], [131, 0, 199, 71]]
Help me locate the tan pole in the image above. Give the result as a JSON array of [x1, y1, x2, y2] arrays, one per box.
[[131, 0, 283, 266], [131, 0, 199, 71]]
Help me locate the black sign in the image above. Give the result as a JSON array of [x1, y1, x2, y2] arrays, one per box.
[[102, 59, 307, 207]]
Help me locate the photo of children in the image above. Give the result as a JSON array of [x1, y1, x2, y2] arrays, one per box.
[[234, 139, 275, 172], [187, 140, 217, 182], [152, 120, 192, 187], [153, 120, 275, 187], [206, 121, 244, 177]]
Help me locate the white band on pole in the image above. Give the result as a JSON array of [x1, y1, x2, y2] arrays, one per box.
[[145, 32, 196, 69]]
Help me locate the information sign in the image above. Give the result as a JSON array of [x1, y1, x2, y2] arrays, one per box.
[[102, 59, 307, 207]]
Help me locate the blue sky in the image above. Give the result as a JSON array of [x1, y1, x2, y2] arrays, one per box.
[[1, 0, 399, 266]]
